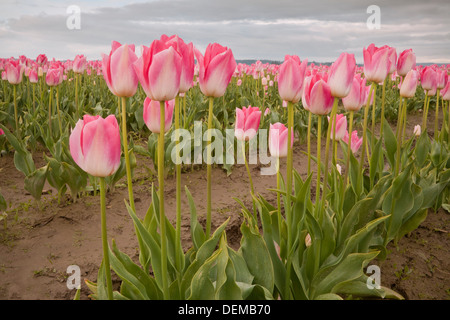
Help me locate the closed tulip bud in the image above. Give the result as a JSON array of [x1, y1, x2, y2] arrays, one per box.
[[269, 122, 294, 158], [413, 125, 421, 136], [69, 115, 121, 177], [343, 130, 363, 153], [420, 66, 437, 92], [397, 49, 416, 77], [45, 67, 63, 86], [134, 40, 182, 102], [436, 68, 447, 89], [363, 44, 391, 83], [400, 70, 419, 98], [162, 35, 195, 93], [327, 52, 356, 98], [236, 79, 242, 86], [328, 113, 347, 141], [28, 69, 38, 83], [235, 106, 261, 141], [441, 81, 450, 101], [194, 43, 237, 98], [5, 60, 24, 84], [143, 97, 175, 133], [278, 55, 308, 103], [302, 74, 334, 115], [73, 54, 87, 74], [102, 41, 139, 97], [342, 74, 367, 111]]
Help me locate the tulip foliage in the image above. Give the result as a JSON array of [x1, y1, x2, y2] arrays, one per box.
[[1, 38, 450, 301]]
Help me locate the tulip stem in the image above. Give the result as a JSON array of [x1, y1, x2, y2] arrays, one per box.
[[99, 177, 114, 300], [48, 86, 53, 139], [358, 83, 374, 195], [56, 86, 62, 137], [307, 111, 312, 175], [316, 115, 322, 215], [174, 95, 183, 285], [159, 101, 169, 300], [370, 84, 378, 154], [121, 97, 135, 212], [276, 157, 282, 246], [13, 85, 19, 138], [422, 92, 429, 130], [75, 73, 79, 118], [242, 141, 256, 220], [283, 101, 295, 300], [380, 78, 387, 137], [341, 110, 354, 214], [395, 97, 406, 177], [320, 97, 338, 214], [435, 89, 440, 140], [206, 96, 214, 239]]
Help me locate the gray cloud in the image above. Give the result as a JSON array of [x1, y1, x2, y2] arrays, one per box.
[[0, 0, 449, 64]]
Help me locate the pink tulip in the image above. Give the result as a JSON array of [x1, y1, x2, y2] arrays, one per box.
[[441, 81, 450, 101], [363, 44, 391, 83], [194, 43, 237, 98], [436, 68, 447, 89], [386, 46, 397, 75], [302, 74, 334, 115], [327, 52, 356, 98], [235, 106, 261, 141], [420, 66, 437, 92], [46, 67, 63, 86], [277, 55, 308, 103], [36, 54, 48, 66], [269, 122, 294, 158], [342, 74, 367, 111], [102, 41, 139, 97], [343, 130, 363, 153], [237, 79, 242, 86], [397, 49, 416, 77], [400, 69, 419, 98], [73, 54, 87, 74], [161, 35, 195, 93], [69, 115, 121, 177], [143, 97, 175, 133], [5, 60, 24, 84], [28, 69, 38, 83], [328, 113, 347, 141], [134, 39, 182, 101], [0, 128, 4, 135]]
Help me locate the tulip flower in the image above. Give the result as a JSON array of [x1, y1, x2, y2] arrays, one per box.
[[328, 114, 347, 141], [36, 54, 48, 66], [28, 69, 38, 84], [342, 74, 367, 112], [134, 39, 182, 102], [45, 67, 63, 87], [400, 69, 419, 98], [69, 114, 121, 300], [343, 130, 363, 154], [441, 81, 450, 101], [194, 43, 237, 98], [421, 66, 437, 130], [269, 122, 294, 158], [363, 44, 391, 83], [433, 68, 448, 138], [327, 52, 356, 98], [69, 115, 121, 177], [302, 74, 334, 116], [143, 97, 175, 134], [413, 125, 421, 137], [277, 55, 308, 103], [235, 106, 261, 141], [397, 49, 416, 77], [161, 35, 195, 94], [193, 43, 236, 239], [5, 60, 24, 85], [73, 54, 87, 74], [101, 41, 139, 98]]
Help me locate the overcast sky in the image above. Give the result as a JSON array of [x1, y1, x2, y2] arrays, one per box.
[[1, 0, 449, 64]]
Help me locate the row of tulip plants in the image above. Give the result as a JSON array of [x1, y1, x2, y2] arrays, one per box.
[[1, 36, 450, 300]]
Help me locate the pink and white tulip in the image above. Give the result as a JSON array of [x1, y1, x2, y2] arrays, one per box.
[[302, 74, 334, 115], [343, 130, 363, 153], [397, 49, 416, 77], [342, 74, 368, 112], [400, 69, 419, 98], [102, 41, 139, 97], [143, 97, 175, 133], [69, 115, 121, 177], [363, 44, 391, 83], [328, 113, 347, 141], [277, 55, 308, 103], [194, 43, 237, 98], [269, 122, 294, 158], [327, 52, 356, 98], [235, 106, 261, 141]]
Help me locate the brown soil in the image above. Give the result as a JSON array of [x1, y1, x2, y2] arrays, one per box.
[[0, 112, 448, 300]]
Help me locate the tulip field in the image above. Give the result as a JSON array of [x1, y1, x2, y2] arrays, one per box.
[[0, 36, 449, 301]]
